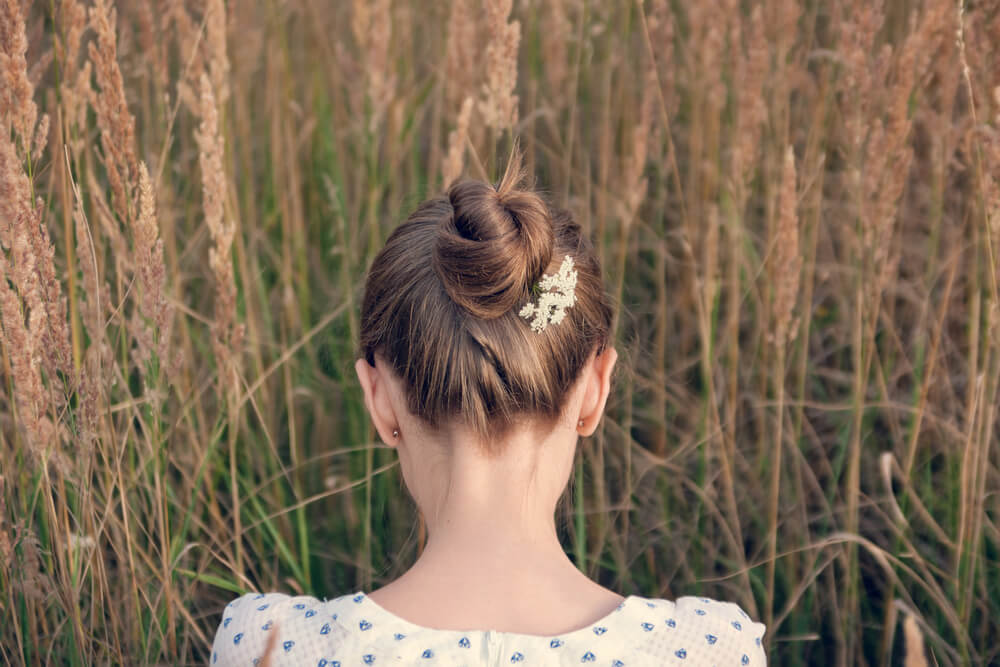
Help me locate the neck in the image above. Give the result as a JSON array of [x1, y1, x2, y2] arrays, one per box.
[[392, 419, 586, 594]]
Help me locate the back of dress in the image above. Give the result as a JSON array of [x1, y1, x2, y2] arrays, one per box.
[[210, 591, 766, 665]]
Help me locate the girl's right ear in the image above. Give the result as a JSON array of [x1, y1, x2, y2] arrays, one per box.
[[355, 357, 401, 447]]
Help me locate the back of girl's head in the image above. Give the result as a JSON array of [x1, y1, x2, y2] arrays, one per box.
[[359, 152, 613, 454]]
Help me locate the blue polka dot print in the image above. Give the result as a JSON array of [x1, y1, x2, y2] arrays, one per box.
[[210, 590, 767, 665]]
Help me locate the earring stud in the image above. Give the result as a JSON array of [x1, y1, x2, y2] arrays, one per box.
[[578, 420, 584, 427], [392, 429, 399, 438]]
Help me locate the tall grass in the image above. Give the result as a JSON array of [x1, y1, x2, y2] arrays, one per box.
[[1, 0, 998, 664]]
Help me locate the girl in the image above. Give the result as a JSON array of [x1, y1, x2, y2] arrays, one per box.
[[210, 153, 766, 665]]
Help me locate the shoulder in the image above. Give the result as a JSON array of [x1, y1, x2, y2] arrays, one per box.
[[627, 594, 767, 665], [210, 591, 357, 666]]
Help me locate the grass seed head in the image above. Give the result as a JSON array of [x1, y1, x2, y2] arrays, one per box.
[[771, 145, 801, 347], [480, 0, 520, 130], [445, 0, 480, 111], [442, 96, 475, 188], [88, 0, 139, 225], [0, 0, 38, 147]]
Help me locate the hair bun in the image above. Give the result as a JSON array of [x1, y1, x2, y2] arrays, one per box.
[[434, 154, 554, 319]]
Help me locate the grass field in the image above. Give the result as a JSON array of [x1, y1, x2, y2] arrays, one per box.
[[1, 0, 998, 664]]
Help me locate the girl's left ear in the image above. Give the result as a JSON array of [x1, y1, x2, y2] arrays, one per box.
[[577, 347, 618, 436], [355, 357, 401, 447]]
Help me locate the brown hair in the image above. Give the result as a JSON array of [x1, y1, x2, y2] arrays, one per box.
[[359, 153, 613, 454]]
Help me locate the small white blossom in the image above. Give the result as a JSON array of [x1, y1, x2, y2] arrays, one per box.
[[519, 255, 578, 333]]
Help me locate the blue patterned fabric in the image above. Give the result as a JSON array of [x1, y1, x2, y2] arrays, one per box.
[[210, 590, 767, 665]]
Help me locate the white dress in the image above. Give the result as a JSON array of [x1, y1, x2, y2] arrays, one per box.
[[210, 590, 766, 666]]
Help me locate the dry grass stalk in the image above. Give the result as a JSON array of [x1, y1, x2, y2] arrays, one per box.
[[29, 198, 74, 388], [55, 0, 87, 65], [957, 4, 1000, 349], [169, 0, 204, 73], [353, 0, 395, 124], [441, 96, 474, 188], [542, 0, 571, 96], [195, 73, 243, 393], [27, 56, 53, 98], [444, 0, 479, 112], [7, 136, 73, 394], [205, 0, 230, 104], [991, 87, 1000, 345], [771, 0, 801, 81], [0, 3, 72, 402], [0, 146, 56, 451], [0, 0, 38, 147], [771, 145, 801, 347], [0, 478, 10, 567], [31, 112, 48, 158], [621, 64, 656, 225], [65, 61, 91, 149], [369, 0, 394, 121], [0, 13, 73, 440], [133, 162, 173, 377], [350, 0, 370, 58], [0, 133, 40, 332], [992, 87, 1000, 241], [69, 179, 103, 451], [6, 520, 46, 603], [864, 4, 948, 292], [55, 0, 89, 137], [85, 167, 130, 275], [88, 0, 139, 225], [841, 3, 885, 155], [902, 613, 929, 667], [871, 49, 915, 284], [0, 123, 32, 244], [703, 202, 720, 299], [764, 145, 799, 631], [840, 8, 953, 658], [730, 5, 768, 204], [686, 2, 727, 112], [71, 197, 101, 340], [480, 0, 520, 130], [75, 346, 101, 452], [133, 1, 161, 88], [646, 0, 674, 115], [169, 0, 206, 111], [0, 251, 50, 450], [227, 1, 264, 84]]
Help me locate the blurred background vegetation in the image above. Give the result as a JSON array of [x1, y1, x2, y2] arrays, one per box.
[[1, 0, 998, 664]]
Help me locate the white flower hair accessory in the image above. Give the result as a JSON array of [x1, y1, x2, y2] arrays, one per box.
[[519, 255, 578, 333]]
